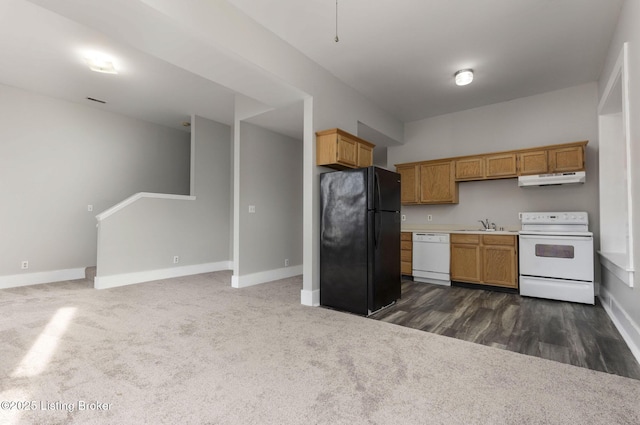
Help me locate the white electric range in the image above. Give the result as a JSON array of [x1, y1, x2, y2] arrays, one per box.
[[518, 212, 595, 304]]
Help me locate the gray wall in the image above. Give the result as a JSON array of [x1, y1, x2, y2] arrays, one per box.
[[238, 122, 303, 275], [388, 83, 599, 239], [191, 115, 232, 262], [0, 83, 190, 279], [96, 115, 231, 278], [598, 0, 640, 343]]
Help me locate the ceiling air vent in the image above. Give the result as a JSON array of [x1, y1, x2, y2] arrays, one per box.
[[86, 97, 106, 104]]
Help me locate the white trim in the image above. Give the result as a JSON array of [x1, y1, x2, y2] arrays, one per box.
[[599, 285, 640, 365], [0, 268, 86, 289], [597, 42, 634, 288], [301, 288, 320, 306], [95, 192, 196, 221], [94, 261, 231, 289], [231, 265, 303, 289], [599, 251, 635, 287]]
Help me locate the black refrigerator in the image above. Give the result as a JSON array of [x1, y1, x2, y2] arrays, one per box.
[[320, 166, 401, 315]]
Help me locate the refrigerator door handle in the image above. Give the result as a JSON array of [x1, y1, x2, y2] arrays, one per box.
[[374, 171, 381, 212], [374, 211, 381, 249], [374, 171, 382, 248]]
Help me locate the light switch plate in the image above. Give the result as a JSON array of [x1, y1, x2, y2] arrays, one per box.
[[248, 205, 256, 213]]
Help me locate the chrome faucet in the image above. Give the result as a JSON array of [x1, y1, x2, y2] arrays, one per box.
[[479, 218, 497, 231]]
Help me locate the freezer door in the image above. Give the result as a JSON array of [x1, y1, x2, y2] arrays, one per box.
[[368, 210, 401, 313], [368, 167, 401, 212], [320, 169, 368, 315]]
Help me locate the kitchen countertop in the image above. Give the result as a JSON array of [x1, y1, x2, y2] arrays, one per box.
[[401, 224, 520, 235]]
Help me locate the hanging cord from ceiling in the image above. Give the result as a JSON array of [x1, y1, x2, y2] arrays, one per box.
[[335, 0, 339, 42]]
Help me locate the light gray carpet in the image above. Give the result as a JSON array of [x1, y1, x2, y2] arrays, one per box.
[[1, 271, 639, 424]]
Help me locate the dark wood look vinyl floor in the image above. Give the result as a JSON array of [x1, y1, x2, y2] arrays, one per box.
[[369, 279, 640, 380]]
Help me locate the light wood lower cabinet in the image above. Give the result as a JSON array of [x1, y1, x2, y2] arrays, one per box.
[[401, 232, 413, 276], [450, 235, 482, 283], [450, 233, 518, 289]]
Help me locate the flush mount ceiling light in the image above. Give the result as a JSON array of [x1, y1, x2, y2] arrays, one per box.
[[454, 69, 474, 86], [84, 54, 118, 74]]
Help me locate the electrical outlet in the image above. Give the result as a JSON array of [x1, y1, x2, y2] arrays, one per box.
[[518, 212, 523, 220], [173, 256, 179, 264], [284, 259, 289, 267], [427, 214, 433, 221], [21, 260, 29, 269], [401, 214, 406, 221], [248, 205, 256, 213]]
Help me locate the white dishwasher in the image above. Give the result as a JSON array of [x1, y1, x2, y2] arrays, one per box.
[[412, 233, 451, 286]]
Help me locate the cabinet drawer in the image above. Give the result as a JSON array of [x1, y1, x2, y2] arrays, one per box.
[[401, 241, 413, 250], [401, 261, 413, 275], [451, 233, 480, 244], [401, 232, 412, 241], [401, 250, 412, 262], [482, 235, 516, 246]]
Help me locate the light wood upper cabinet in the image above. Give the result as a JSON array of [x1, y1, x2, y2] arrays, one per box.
[[316, 128, 375, 170], [357, 143, 373, 168], [395, 140, 587, 205], [518, 150, 548, 175], [548, 145, 584, 172], [456, 153, 517, 180], [450, 233, 518, 289], [485, 153, 517, 178], [397, 164, 420, 204], [420, 161, 458, 204], [455, 157, 484, 180], [519, 144, 585, 175]]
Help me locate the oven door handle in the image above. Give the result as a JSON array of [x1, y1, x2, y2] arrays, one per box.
[[519, 234, 592, 241]]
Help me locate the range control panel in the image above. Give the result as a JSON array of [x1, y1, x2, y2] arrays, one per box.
[[521, 212, 588, 225]]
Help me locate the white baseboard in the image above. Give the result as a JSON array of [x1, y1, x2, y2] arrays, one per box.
[[94, 261, 232, 289], [232, 265, 303, 289], [599, 285, 640, 365], [0, 268, 86, 289], [301, 288, 320, 306]]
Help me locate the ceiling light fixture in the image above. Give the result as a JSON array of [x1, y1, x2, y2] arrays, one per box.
[[454, 69, 474, 86], [84, 54, 118, 74]]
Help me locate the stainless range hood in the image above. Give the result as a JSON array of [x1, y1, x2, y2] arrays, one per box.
[[518, 171, 586, 187]]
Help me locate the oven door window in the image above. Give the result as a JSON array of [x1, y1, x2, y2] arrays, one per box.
[[535, 244, 574, 259]]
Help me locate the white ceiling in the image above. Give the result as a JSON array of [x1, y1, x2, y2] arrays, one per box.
[[0, 0, 240, 133], [226, 0, 623, 122], [0, 0, 624, 139]]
